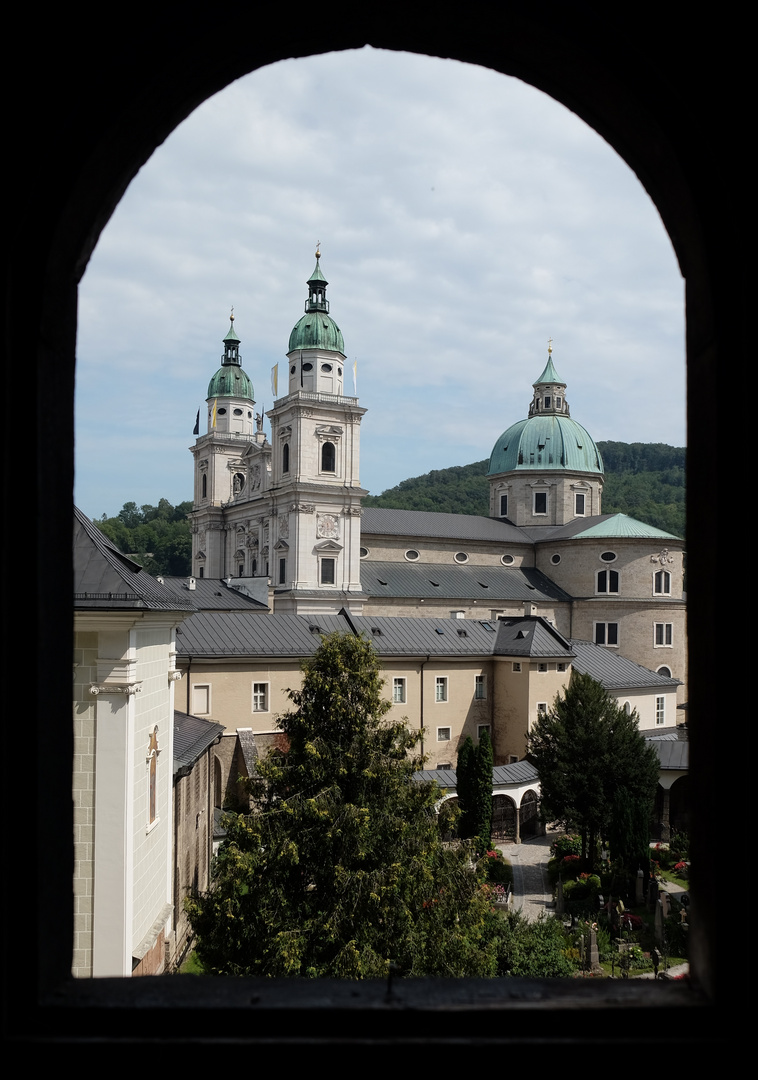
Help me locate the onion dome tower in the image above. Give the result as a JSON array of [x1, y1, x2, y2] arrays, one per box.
[[487, 346, 604, 526]]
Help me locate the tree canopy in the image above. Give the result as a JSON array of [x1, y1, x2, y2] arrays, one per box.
[[527, 672, 660, 867], [186, 632, 499, 978], [456, 730, 493, 852], [94, 499, 192, 576]]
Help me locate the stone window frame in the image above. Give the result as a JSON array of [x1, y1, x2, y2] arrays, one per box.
[[656, 696, 666, 725], [435, 677, 448, 703], [597, 568, 620, 594], [191, 683, 211, 715], [594, 621, 619, 647], [436, 725, 451, 741], [392, 677, 406, 704], [654, 569, 672, 595], [654, 622, 673, 647], [474, 674, 486, 700]]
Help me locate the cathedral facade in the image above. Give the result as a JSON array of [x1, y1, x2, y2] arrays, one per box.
[[190, 256, 686, 702]]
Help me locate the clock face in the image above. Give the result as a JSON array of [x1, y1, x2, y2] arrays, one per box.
[[319, 514, 338, 538]]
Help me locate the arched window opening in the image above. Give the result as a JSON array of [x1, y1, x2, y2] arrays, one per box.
[[321, 441, 335, 472]]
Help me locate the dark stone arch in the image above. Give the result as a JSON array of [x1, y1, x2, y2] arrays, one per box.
[[7, 0, 734, 1044]]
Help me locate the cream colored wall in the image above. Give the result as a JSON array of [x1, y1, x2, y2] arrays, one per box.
[[72, 629, 98, 977], [492, 659, 570, 763], [182, 660, 304, 733]]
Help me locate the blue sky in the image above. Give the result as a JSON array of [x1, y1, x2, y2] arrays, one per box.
[[75, 48, 685, 520]]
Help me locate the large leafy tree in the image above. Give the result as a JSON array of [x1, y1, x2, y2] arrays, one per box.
[[187, 632, 499, 978], [527, 672, 659, 867]]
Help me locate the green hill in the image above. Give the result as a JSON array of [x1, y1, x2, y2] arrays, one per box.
[[363, 441, 686, 537]]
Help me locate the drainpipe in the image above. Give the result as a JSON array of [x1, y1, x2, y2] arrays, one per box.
[[419, 656, 430, 758]]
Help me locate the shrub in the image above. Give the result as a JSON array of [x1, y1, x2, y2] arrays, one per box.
[[551, 834, 582, 860]]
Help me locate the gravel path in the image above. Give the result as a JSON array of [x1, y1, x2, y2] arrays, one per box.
[[496, 830, 554, 921]]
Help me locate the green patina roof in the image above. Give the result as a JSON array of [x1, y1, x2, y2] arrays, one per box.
[[288, 313, 345, 353], [487, 415, 603, 476], [308, 259, 327, 285], [534, 355, 564, 386], [571, 514, 680, 540], [207, 365, 254, 400], [223, 323, 240, 343]]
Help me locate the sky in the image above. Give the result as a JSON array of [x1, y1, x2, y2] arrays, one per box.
[[75, 47, 685, 521]]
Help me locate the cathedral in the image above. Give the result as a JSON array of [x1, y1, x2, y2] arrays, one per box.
[[189, 253, 686, 704]]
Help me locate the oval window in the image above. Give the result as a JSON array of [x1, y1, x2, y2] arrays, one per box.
[[302, 362, 313, 371], [290, 365, 296, 374], [600, 551, 617, 562], [233, 408, 243, 415], [551, 553, 561, 565], [217, 407, 227, 415], [360, 547, 369, 559], [454, 552, 469, 564], [321, 363, 333, 372], [405, 549, 420, 562], [501, 554, 515, 566]]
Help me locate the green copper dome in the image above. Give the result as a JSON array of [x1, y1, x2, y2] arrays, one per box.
[[288, 252, 345, 354], [487, 415, 604, 475], [206, 316, 254, 400], [207, 365, 254, 400]]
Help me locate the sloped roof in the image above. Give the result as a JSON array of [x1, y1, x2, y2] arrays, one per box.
[[648, 739, 689, 770], [350, 615, 506, 656], [569, 638, 681, 690], [360, 561, 571, 602], [416, 760, 539, 789], [74, 507, 195, 611], [173, 710, 224, 774], [361, 507, 523, 543], [236, 728, 260, 775], [571, 514, 680, 540], [176, 611, 350, 657], [159, 576, 268, 611], [493, 617, 573, 658]]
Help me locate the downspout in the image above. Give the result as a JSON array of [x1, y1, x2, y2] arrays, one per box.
[[419, 656, 430, 759], [185, 656, 192, 713]]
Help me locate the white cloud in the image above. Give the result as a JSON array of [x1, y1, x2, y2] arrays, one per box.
[[75, 47, 685, 518]]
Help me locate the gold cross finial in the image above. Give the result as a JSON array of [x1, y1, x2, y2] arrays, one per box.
[[315, 242, 321, 260], [547, 337, 553, 353]]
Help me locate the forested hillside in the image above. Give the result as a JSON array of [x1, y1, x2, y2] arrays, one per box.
[[94, 499, 193, 577], [93, 442, 685, 577], [363, 441, 685, 537]]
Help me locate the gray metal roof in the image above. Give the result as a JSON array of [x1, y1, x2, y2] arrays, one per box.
[[361, 561, 572, 602], [416, 760, 539, 789], [159, 576, 268, 611], [569, 638, 681, 690], [361, 507, 524, 543], [350, 615, 508, 656], [176, 612, 350, 657], [173, 710, 224, 775], [648, 739, 689, 770], [493, 618, 574, 658], [74, 507, 195, 612]]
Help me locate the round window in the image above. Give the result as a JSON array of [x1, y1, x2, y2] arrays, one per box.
[[302, 362, 313, 371], [501, 554, 514, 566], [405, 549, 420, 561], [360, 547, 369, 559], [600, 551, 617, 562], [217, 407, 227, 415], [551, 553, 561, 565], [321, 363, 333, 372], [454, 552, 468, 564], [233, 408, 243, 415], [290, 365, 296, 374]]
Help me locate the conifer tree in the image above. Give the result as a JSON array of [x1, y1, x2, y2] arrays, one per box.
[[527, 671, 659, 866], [187, 633, 498, 978]]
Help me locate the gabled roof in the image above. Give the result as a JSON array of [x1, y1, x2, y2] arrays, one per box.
[[569, 637, 681, 690], [349, 615, 511, 656], [173, 710, 224, 775], [236, 728, 260, 776], [361, 507, 524, 543], [360, 561, 572, 602], [74, 507, 195, 611], [494, 617, 573, 658]]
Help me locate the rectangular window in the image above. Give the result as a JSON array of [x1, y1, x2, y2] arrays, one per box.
[[474, 675, 486, 700], [450, 610, 465, 619], [278, 558, 286, 585], [252, 683, 269, 712], [477, 724, 490, 740], [435, 677, 448, 702], [392, 677, 406, 704], [191, 684, 210, 715], [437, 762, 452, 770], [534, 491, 547, 515], [499, 493, 508, 517], [538, 662, 548, 672], [656, 696, 665, 725], [557, 662, 567, 672], [320, 558, 336, 585], [512, 662, 522, 673], [575, 492, 585, 515], [595, 622, 619, 646], [537, 702, 548, 716], [437, 726, 451, 741], [654, 622, 673, 646], [597, 569, 619, 593]]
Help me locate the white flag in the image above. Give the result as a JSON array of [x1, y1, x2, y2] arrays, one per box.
[[270, 363, 278, 397]]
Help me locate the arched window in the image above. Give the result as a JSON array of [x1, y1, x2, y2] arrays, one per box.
[[597, 569, 619, 593], [321, 441, 335, 472], [201, 473, 207, 498], [282, 442, 290, 473], [654, 569, 671, 594]]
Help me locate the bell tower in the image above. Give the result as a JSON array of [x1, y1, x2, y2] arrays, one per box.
[[265, 250, 367, 613], [190, 313, 257, 578]]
